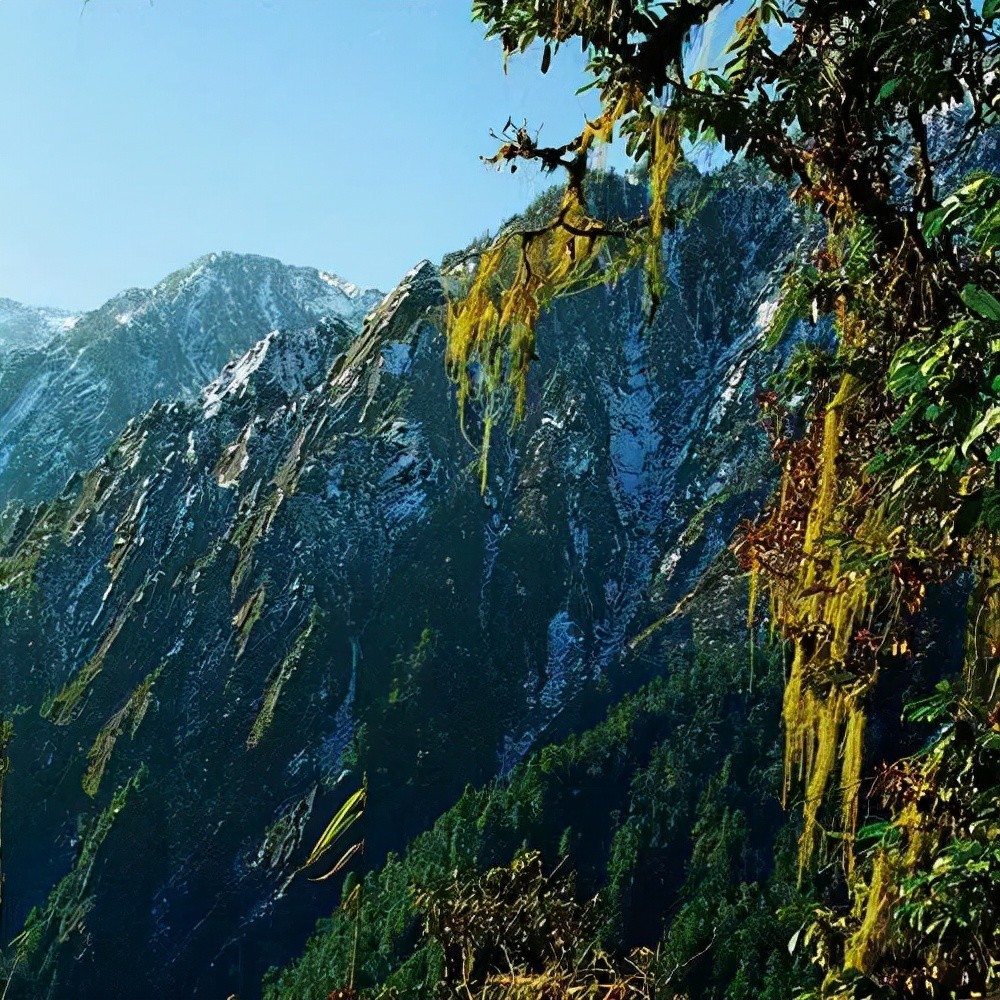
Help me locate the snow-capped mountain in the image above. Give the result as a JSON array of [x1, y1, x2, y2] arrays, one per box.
[[0, 252, 381, 506], [0, 168, 809, 998], [0, 298, 78, 349]]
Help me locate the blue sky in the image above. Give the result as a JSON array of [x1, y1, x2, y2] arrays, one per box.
[[0, 1, 606, 310]]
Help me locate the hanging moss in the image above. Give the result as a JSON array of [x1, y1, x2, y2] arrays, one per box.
[[645, 112, 680, 312], [444, 99, 674, 490], [842, 848, 893, 974]]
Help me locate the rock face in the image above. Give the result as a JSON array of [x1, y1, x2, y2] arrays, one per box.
[[0, 169, 810, 998], [0, 252, 381, 507]]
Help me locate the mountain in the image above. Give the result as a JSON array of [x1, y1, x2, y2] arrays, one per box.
[[0, 168, 812, 998], [0, 299, 77, 349], [265, 126, 1000, 1000], [0, 252, 381, 507]]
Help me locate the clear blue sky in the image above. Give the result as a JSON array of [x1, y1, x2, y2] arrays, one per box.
[[0, 1, 606, 310]]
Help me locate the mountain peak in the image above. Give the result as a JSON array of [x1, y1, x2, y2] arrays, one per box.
[[0, 252, 382, 507], [165, 250, 379, 296]]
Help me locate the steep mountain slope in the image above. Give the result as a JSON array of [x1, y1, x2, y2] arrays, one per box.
[[266, 642, 807, 1000], [0, 252, 381, 507], [0, 167, 812, 998]]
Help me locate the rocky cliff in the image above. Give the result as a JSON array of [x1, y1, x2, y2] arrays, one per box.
[[0, 168, 812, 998]]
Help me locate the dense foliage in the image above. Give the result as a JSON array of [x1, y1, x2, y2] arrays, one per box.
[[439, 0, 1000, 996], [265, 644, 815, 999]]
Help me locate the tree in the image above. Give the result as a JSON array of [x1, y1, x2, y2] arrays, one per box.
[[448, 1, 1000, 994]]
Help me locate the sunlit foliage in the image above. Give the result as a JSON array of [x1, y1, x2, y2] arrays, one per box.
[[447, 0, 1000, 993]]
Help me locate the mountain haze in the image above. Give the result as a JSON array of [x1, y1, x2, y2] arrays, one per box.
[[0, 299, 76, 349]]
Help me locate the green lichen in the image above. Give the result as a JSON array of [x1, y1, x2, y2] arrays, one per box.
[[256, 786, 318, 877], [229, 492, 281, 595], [82, 667, 162, 797], [387, 627, 438, 706], [42, 611, 129, 727], [233, 585, 267, 661], [229, 430, 307, 594], [7, 767, 146, 990], [0, 714, 14, 915], [214, 425, 252, 488], [0, 498, 74, 598], [60, 468, 114, 543], [247, 606, 320, 749]]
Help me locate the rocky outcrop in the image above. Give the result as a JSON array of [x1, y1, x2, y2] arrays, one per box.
[[0, 169, 812, 998]]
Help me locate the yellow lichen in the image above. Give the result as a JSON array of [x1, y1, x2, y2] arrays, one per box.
[[752, 370, 897, 871], [747, 563, 759, 693], [840, 706, 866, 873], [646, 112, 680, 307]]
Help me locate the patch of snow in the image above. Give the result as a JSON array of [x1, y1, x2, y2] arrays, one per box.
[[315, 637, 359, 778], [756, 297, 780, 331], [539, 611, 584, 711], [706, 351, 752, 427], [318, 271, 362, 298], [498, 729, 541, 776], [380, 341, 413, 376], [202, 333, 276, 418], [607, 321, 663, 504], [0, 371, 52, 439]]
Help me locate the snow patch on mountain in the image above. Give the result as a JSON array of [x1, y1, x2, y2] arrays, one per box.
[[203, 334, 277, 419]]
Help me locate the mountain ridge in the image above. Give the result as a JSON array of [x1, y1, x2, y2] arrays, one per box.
[[0, 298, 77, 349], [0, 167, 815, 998], [0, 251, 383, 508]]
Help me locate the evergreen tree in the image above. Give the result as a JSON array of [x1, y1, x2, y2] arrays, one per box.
[[446, 2, 1000, 995]]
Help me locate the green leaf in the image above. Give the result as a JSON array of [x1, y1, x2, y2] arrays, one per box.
[[904, 679, 957, 722], [980, 731, 1000, 751], [929, 444, 956, 471], [963, 406, 1000, 454], [302, 781, 367, 871], [308, 840, 364, 882], [877, 78, 900, 102], [922, 206, 945, 240], [787, 927, 802, 954], [961, 283, 1000, 321], [985, 0, 1000, 20]]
